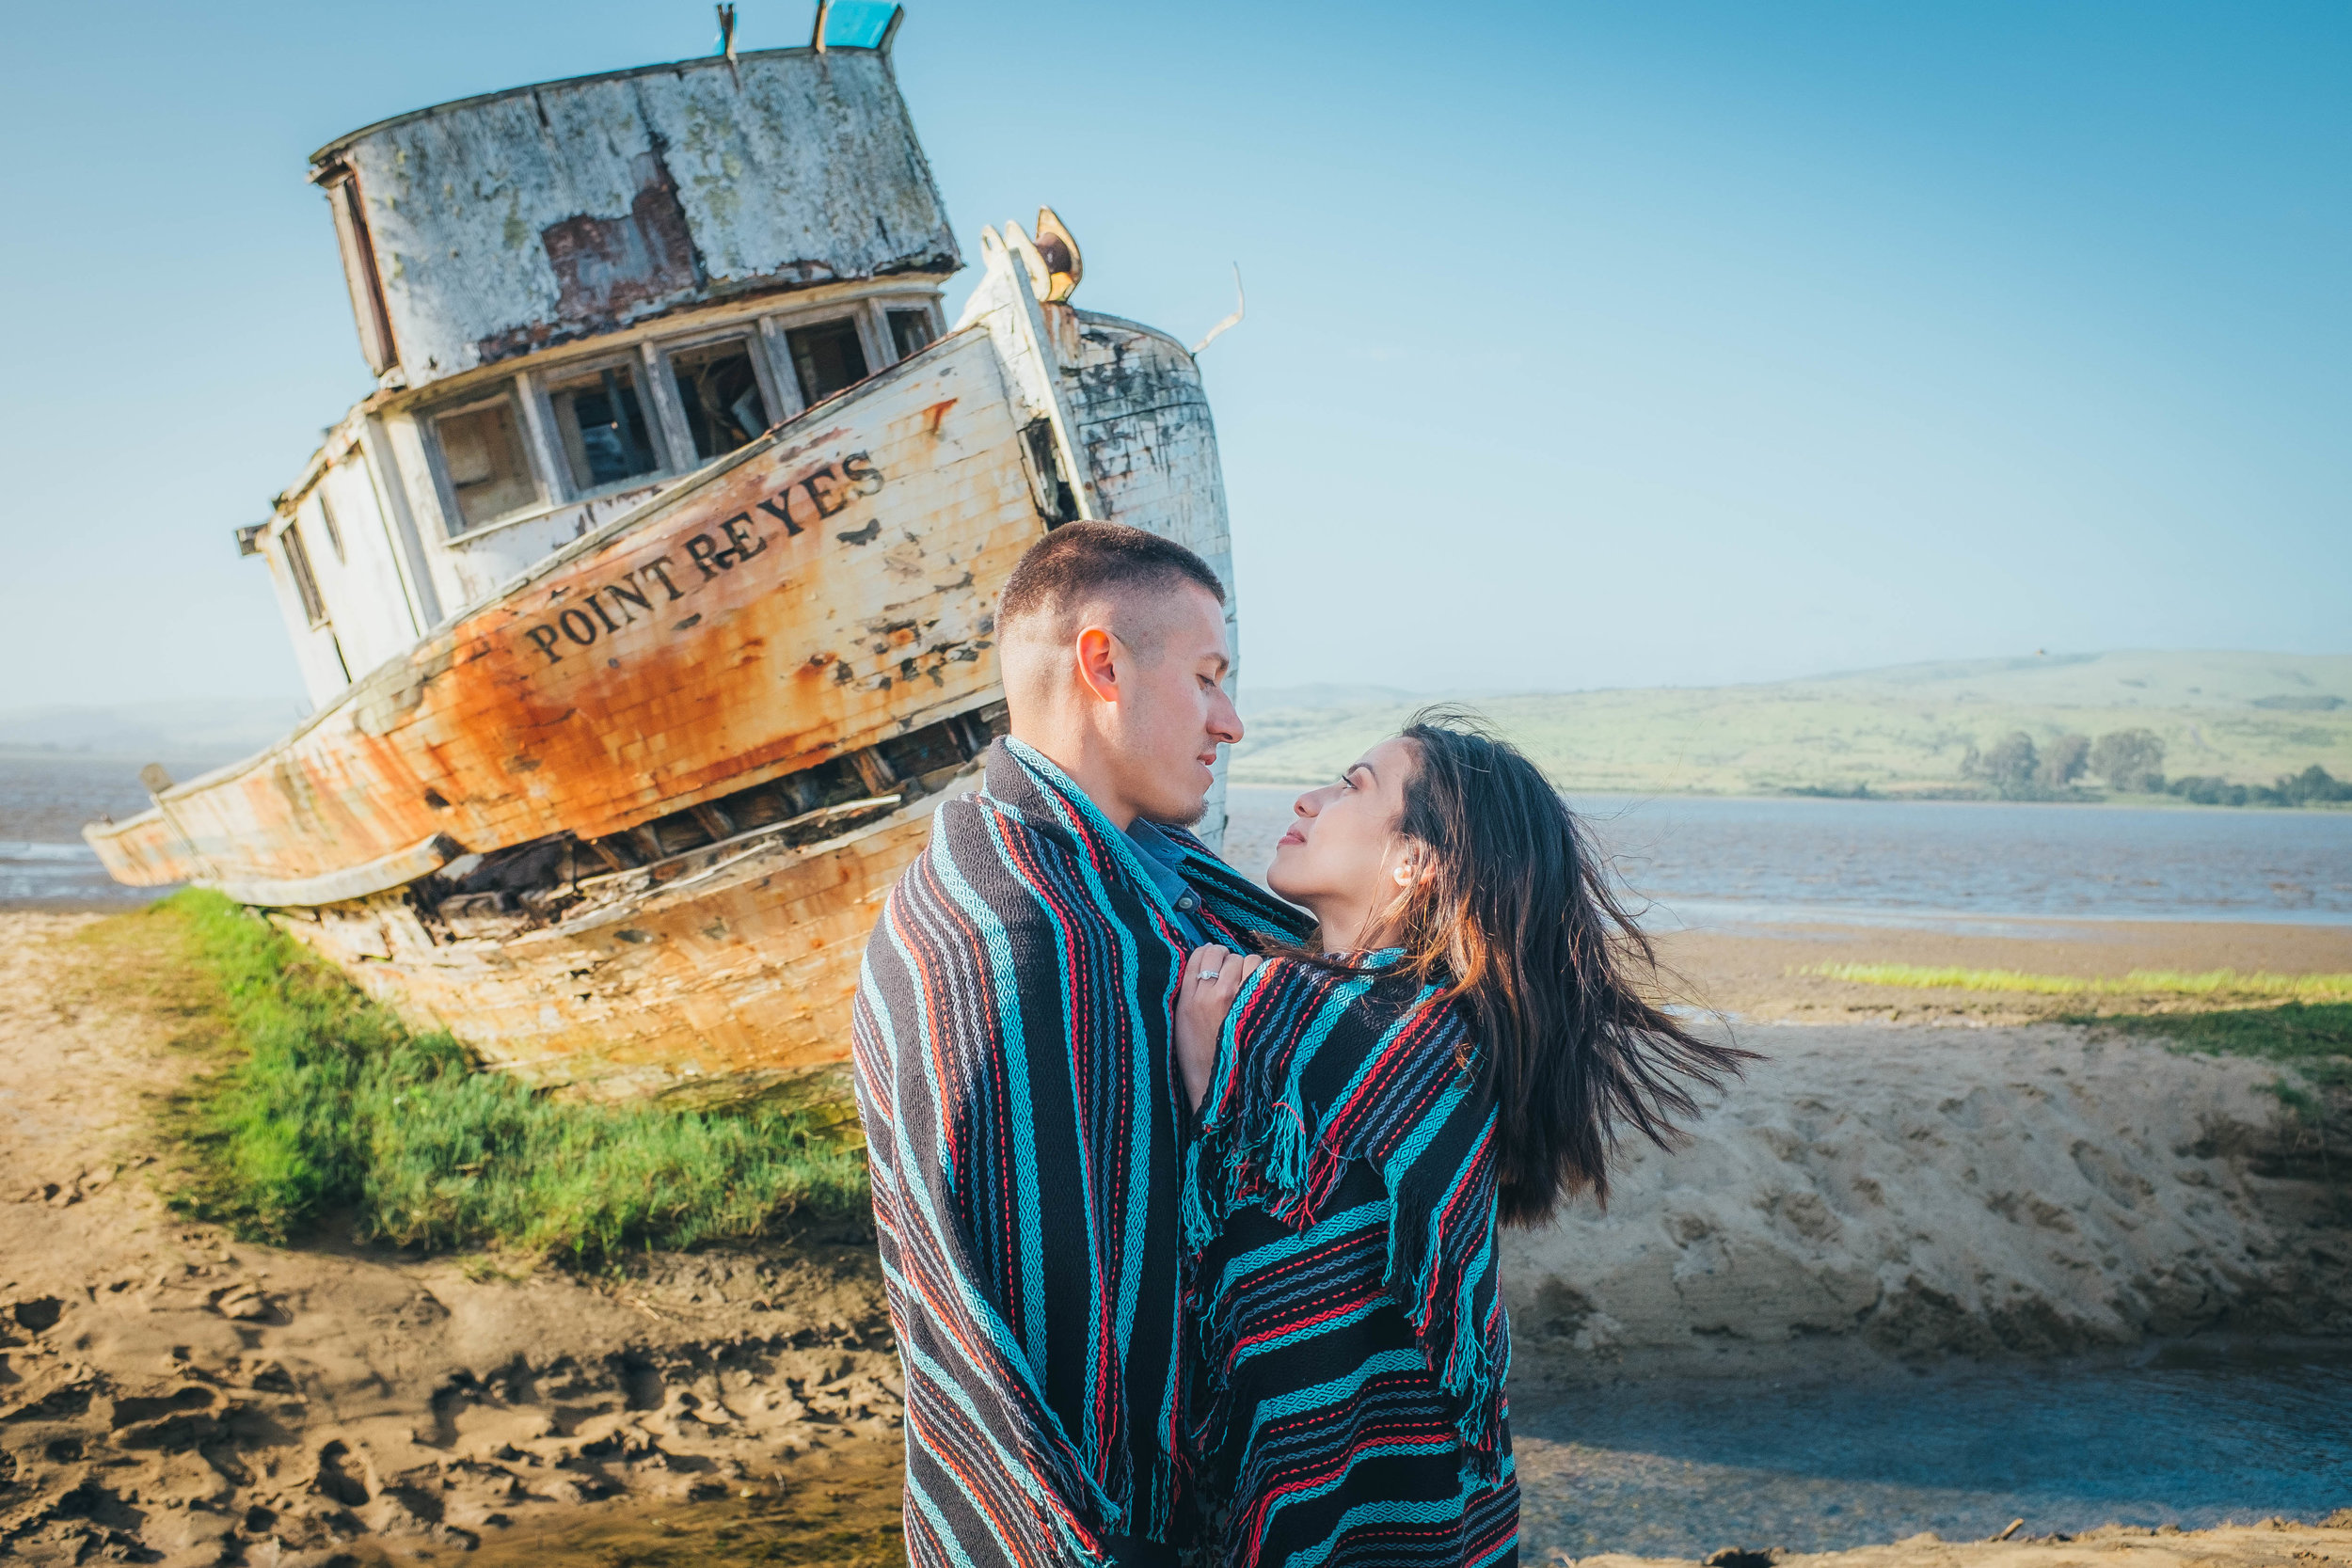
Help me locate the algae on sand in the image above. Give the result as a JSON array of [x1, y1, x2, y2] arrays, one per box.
[[2059, 1000, 2352, 1095], [123, 889, 867, 1262], [2074, 1001, 2352, 1191]]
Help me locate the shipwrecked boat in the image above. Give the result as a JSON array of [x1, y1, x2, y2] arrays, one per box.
[[87, 8, 1240, 1098]]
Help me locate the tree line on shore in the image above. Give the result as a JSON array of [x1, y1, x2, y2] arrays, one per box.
[[1960, 727, 2352, 806]]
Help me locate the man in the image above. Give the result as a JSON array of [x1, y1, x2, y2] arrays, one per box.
[[852, 523, 1311, 1567]]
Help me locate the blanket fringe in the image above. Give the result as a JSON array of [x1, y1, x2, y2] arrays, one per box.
[[1186, 1075, 1507, 1481]]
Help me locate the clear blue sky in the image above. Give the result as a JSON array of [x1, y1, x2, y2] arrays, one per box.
[[2, 1, 2344, 707]]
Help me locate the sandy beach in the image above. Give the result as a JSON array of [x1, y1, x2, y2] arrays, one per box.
[[0, 913, 904, 1565], [1494, 916, 2351, 1370], [1502, 1013, 2346, 1370], [3, 909, 2344, 1563]]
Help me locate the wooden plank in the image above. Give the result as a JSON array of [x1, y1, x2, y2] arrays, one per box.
[[285, 790, 949, 1095], [214, 833, 465, 909]]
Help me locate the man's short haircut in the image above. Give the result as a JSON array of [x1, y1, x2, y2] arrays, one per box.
[[996, 522, 1225, 643]]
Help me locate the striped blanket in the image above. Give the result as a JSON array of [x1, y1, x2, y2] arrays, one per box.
[[851, 737, 1312, 1566], [1181, 950, 1518, 1567]]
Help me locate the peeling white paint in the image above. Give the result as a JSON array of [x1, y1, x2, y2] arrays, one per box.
[[324, 49, 956, 388]]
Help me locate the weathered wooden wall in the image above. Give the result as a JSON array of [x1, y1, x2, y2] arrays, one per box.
[[323, 48, 956, 388]]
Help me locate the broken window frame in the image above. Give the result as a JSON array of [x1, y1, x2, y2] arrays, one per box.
[[886, 305, 939, 361], [540, 353, 670, 499], [850, 301, 898, 377], [656, 327, 786, 465], [280, 522, 330, 627], [782, 315, 875, 409], [423, 385, 546, 537], [734, 289, 940, 429], [413, 288, 946, 546], [314, 484, 346, 563]]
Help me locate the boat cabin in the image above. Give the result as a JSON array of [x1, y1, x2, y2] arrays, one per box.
[[246, 10, 956, 707]]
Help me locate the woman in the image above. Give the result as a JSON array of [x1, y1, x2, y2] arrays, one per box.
[[1174, 710, 1749, 1567]]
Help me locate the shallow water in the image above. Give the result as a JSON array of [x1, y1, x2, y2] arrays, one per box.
[[0, 839, 164, 908], [1510, 1352, 2352, 1558], [12, 758, 2349, 924], [0, 754, 217, 908], [1227, 786, 2352, 930], [418, 1354, 2352, 1563], [375, 1440, 904, 1566]]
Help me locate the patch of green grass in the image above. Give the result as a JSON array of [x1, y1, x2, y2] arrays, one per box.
[[2066, 1000, 2352, 1091], [1797, 962, 2352, 1001], [157, 889, 866, 1263]]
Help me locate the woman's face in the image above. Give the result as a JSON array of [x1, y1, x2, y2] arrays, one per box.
[[1266, 737, 1420, 938]]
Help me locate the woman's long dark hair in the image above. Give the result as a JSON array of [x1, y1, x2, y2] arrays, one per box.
[[1335, 708, 1753, 1224]]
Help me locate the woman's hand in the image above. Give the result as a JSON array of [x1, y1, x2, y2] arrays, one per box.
[[1176, 943, 1263, 1113]]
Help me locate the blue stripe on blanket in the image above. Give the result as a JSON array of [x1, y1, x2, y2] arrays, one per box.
[[854, 739, 1313, 1566]]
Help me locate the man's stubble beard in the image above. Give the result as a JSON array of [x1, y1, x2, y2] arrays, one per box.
[[1120, 738, 1211, 830], [1138, 799, 1209, 830]]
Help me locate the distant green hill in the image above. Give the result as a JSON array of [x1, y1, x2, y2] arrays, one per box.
[[1235, 651, 2352, 799]]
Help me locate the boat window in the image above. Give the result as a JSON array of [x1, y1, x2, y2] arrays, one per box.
[[786, 318, 870, 406], [888, 308, 936, 361], [548, 363, 661, 492], [671, 340, 771, 460], [316, 489, 345, 562], [282, 525, 329, 626], [432, 396, 539, 532]]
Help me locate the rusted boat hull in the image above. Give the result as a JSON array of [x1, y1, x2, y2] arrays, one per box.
[[90, 223, 1238, 1094], [87, 323, 1042, 895], [88, 27, 1242, 1094], [281, 779, 963, 1098]]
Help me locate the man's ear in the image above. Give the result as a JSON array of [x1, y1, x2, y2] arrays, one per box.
[[1073, 626, 1120, 704]]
